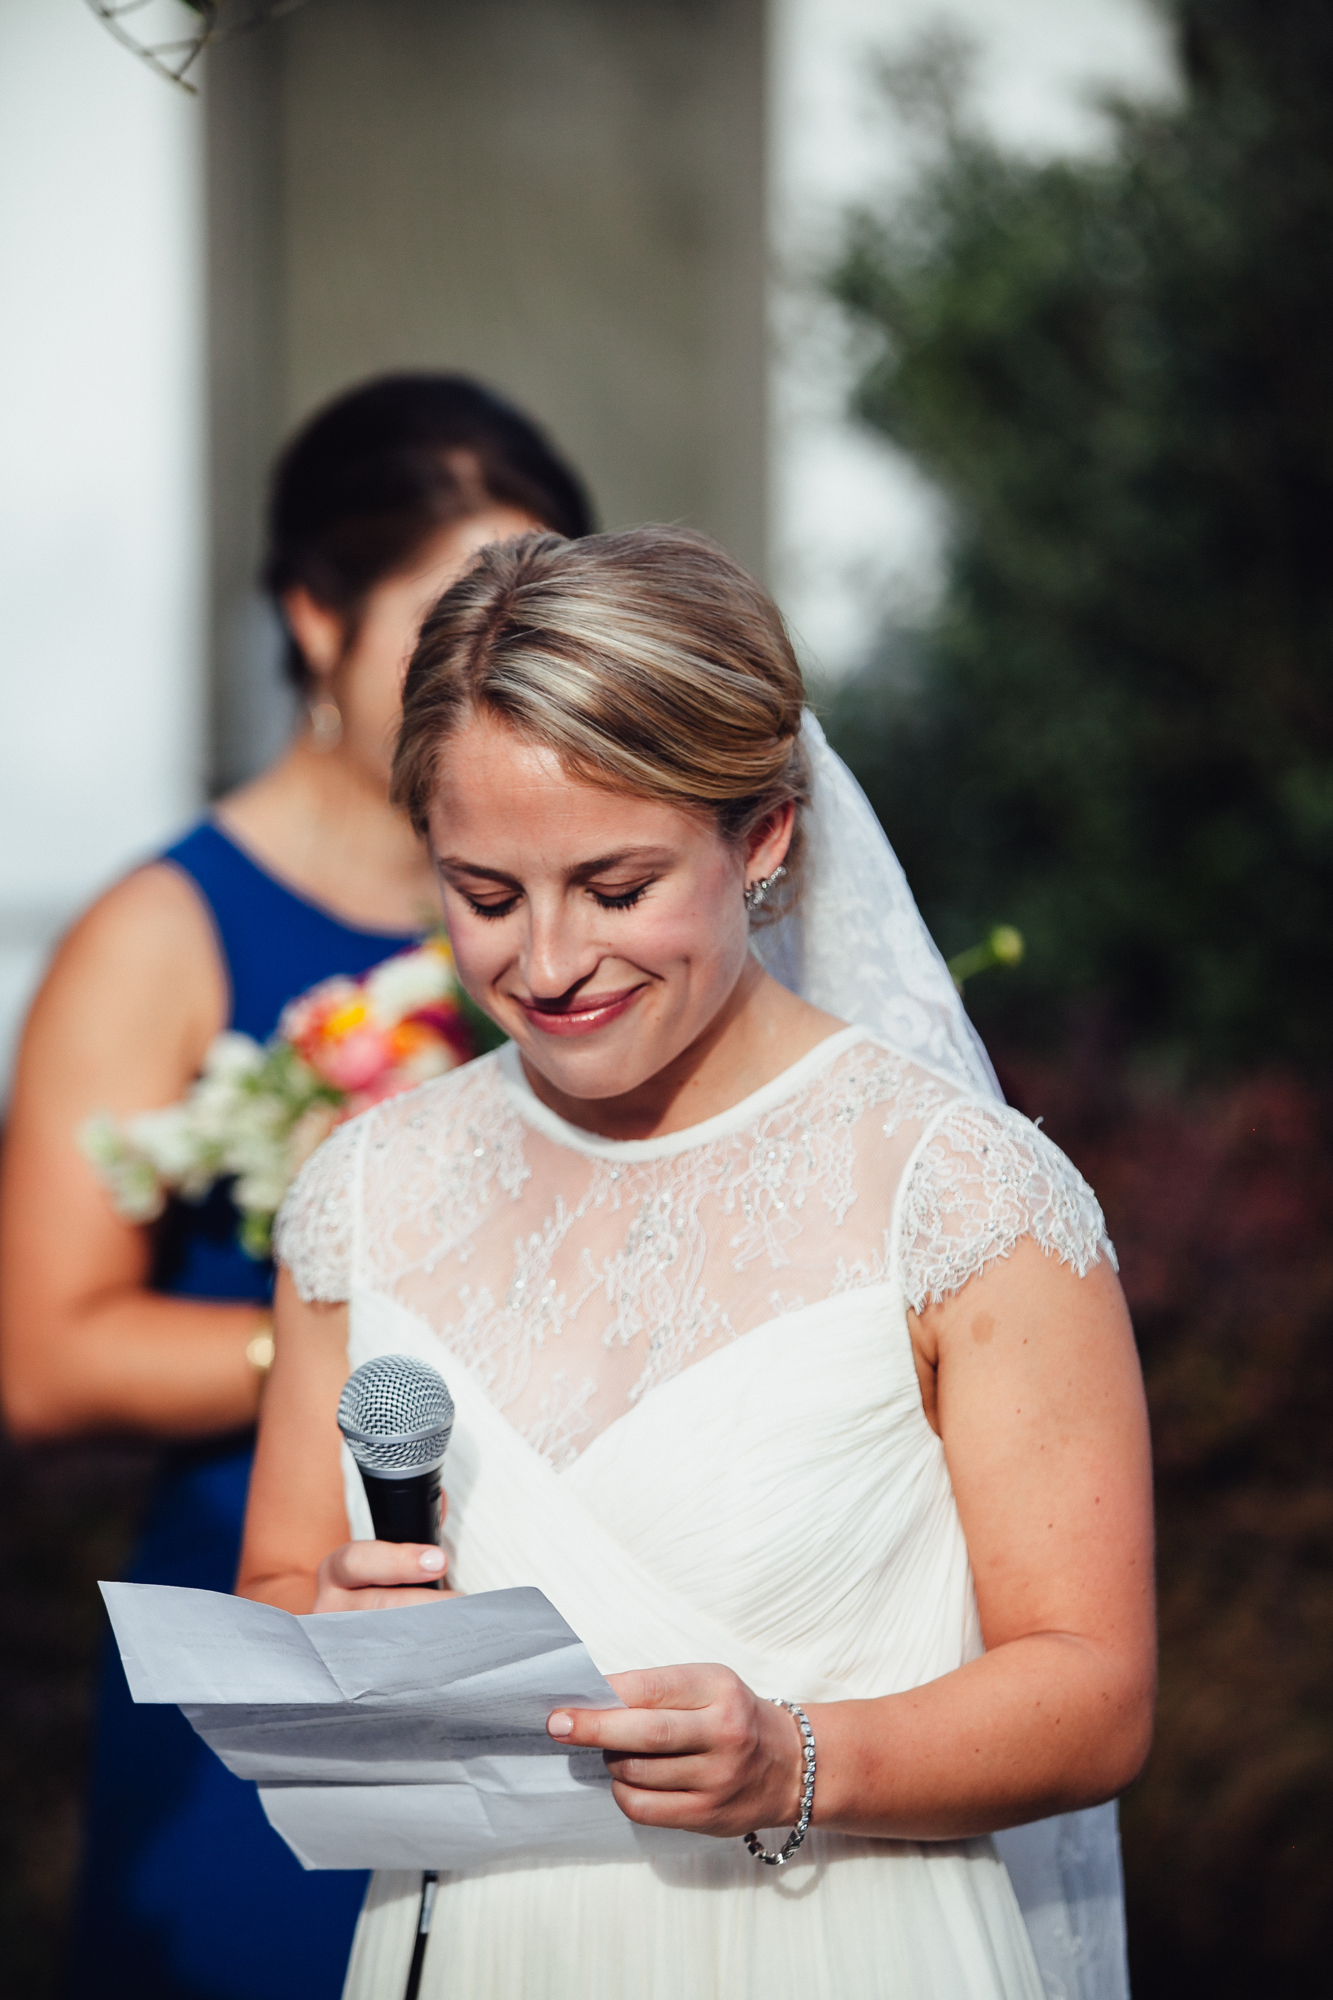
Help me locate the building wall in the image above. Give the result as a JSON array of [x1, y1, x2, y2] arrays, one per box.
[[208, 0, 768, 786], [0, 0, 204, 1089]]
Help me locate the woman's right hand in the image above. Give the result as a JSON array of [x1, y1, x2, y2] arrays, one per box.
[[312, 1538, 459, 1612], [239, 1276, 466, 1616]]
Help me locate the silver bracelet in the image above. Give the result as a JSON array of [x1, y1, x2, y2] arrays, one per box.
[[743, 1699, 815, 1865]]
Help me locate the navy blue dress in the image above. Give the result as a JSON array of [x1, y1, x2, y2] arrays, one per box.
[[68, 822, 420, 2000]]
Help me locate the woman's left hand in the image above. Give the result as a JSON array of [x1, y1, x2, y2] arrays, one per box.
[[547, 1665, 804, 1837]]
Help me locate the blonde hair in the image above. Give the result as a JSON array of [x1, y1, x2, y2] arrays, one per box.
[[392, 526, 809, 919]]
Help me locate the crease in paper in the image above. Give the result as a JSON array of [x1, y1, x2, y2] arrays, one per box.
[[99, 1580, 705, 1871]]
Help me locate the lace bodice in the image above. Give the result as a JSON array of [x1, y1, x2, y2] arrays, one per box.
[[277, 1028, 1113, 1469]]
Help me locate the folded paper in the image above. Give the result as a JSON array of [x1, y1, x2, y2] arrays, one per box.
[[99, 1581, 701, 1870]]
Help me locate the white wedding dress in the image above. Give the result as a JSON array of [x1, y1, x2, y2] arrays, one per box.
[[275, 719, 1132, 2000]]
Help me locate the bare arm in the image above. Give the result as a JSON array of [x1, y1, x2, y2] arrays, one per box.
[[552, 1243, 1155, 1840], [0, 865, 269, 1442], [236, 1268, 449, 1611], [804, 1243, 1155, 1834]]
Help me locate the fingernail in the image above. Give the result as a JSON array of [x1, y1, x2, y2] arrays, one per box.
[[418, 1548, 445, 1572], [547, 1712, 573, 1738]]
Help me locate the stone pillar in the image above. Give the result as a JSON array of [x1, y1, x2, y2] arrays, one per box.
[[206, 0, 768, 785]]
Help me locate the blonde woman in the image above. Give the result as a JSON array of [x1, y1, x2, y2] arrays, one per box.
[[239, 528, 1154, 2000]]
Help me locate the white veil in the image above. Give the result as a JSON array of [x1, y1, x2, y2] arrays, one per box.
[[751, 713, 999, 1097], [755, 715, 1131, 2000]]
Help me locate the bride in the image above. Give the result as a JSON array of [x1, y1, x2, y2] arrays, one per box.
[[237, 526, 1155, 2000]]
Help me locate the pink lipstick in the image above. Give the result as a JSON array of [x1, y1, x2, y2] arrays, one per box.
[[515, 984, 646, 1038]]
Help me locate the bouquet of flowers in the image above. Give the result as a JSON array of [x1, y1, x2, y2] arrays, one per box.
[[80, 936, 496, 1258]]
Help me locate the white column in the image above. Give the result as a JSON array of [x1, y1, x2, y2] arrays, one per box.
[[0, 0, 204, 1090]]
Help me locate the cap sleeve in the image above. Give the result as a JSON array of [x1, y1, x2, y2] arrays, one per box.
[[273, 1114, 362, 1304], [898, 1099, 1116, 1312]]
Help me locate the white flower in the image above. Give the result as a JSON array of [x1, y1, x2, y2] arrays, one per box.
[[365, 944, 452, 1026], [202, 1031, 265, 1082], [126, 1102, 215, 1183], [222, 1096, 289, 1177], [233, 1162, 291, 1216], [78, 1116, 166, 1223]]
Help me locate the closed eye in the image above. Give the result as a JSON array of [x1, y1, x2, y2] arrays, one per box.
[[457, 879, 656, 918], [464, 893, 520, 921], [590, 882, 651, 911]]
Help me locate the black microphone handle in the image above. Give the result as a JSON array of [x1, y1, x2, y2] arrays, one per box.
[[358, 1464, 443, 1573], [345, 1416, 451, 1998], [355, 1465, 446, 1999]]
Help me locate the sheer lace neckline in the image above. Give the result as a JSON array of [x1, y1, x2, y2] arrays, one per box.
[[497, 1024, 867, 1161], [278, 1029, 1113, 1468]]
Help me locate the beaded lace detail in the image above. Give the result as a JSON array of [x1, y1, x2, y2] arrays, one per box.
[[277, 1031, 1112, 1468], [898, 1100, 1116, 1306], [832, 1099, 1117, 1309]]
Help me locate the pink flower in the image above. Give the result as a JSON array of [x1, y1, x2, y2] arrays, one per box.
[[309, 1025, 394, 1093]]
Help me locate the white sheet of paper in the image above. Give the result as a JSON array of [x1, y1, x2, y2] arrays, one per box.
[[100, 1581, 699, 1870]]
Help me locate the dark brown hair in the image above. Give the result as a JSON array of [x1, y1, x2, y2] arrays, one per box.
[[263, 373, 594, 686], [392, 527, 809, 919]]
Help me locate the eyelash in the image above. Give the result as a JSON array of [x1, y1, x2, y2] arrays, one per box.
[[463, 884, 651, 921], [593, 884, 649, 911]]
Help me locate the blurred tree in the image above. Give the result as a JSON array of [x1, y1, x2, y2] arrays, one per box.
[[827, 0, 1333, 1073]]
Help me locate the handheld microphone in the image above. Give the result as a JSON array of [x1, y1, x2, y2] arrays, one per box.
[[336, 1354, 455, 2000], [336, 1354, 456, 1566]]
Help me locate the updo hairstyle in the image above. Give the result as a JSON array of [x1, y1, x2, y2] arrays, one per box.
[[392, 527, 810, 921], [263, 372, 594, 687]]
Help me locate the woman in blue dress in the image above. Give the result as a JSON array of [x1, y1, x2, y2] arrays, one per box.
[[0, 373, 592, 1999]]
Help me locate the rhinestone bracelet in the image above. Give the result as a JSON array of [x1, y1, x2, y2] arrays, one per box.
[[743, 1699, 816, 1865]]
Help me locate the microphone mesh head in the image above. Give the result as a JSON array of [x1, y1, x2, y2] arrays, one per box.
[[337, 1354, 455, 1475]]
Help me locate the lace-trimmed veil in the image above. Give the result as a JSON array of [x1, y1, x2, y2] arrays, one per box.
[[756, 716, 1130, 2000], [752, 715, 999, 1097]]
